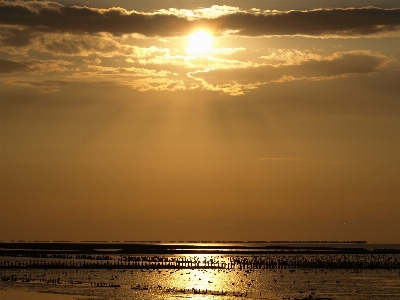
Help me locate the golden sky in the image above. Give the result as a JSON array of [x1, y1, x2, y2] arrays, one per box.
[[1, 0, 400, 243]]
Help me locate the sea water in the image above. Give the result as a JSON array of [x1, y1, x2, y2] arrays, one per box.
[[1, 267, 400, 299], [1, 243, 400, 299], [1, 258, 400, 299]]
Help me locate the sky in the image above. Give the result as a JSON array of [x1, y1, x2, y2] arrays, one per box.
[[1, 0, 400, 243]]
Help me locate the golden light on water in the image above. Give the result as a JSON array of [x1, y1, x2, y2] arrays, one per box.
[[144, 254, 235, 294], [186, 31, 213, 55]]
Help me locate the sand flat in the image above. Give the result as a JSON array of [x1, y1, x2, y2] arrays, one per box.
[[0, 289, 95, 300]]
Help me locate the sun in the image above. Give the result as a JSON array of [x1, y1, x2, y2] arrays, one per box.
[[186, 31, 213, 55]]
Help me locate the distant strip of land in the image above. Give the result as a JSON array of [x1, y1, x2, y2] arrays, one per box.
[[1, 241, 398, 255]]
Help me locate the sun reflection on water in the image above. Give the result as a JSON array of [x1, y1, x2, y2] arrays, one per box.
[[3, 265, 400, 299], [134, 254, 263, 297]]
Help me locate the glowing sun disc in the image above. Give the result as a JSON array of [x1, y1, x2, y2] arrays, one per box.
[[186, 31, 213, 55]]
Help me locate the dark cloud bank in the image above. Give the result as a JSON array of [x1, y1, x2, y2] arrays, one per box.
[[1, 1, 400, 37]]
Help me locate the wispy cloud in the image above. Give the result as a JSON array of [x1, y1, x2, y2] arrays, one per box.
[[1, 59, 74, 74], [2, 50, 393, 94], [0, 29, 171, 58], [3, 73, 187, 94], [189, 51, 395, 95]]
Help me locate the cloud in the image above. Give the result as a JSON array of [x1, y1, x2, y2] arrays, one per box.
[[1, 2, 400, 37], [0, 58, 75, 74], [1, 3, 398, 97], [0, 58, 27, 73], [127, 77, 186, 92], [208, 7, 400, 37], [155, 5, 243, 20], [3, 74, 187, 94], [260, 49, 324, 65], [135, 54, 255, 70], [4, 77, 71, 93], [27, 59, 75, 74], [0, 26, 36, 48], [81, 65, 174, 78], [2, 60, 187, 93], [1, 50, 395, 95], [211, 47, 246, 55], [0, 28, 171, 58], [0, 1, 192, 37], [189, 51, 394, 95]]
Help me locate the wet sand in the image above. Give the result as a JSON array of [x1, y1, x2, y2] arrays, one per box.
[[0, 289, 95, 300]]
